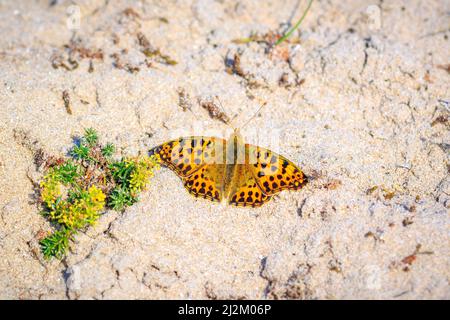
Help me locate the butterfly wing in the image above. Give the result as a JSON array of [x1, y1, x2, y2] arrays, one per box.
[[183, 165, 226, 202], [246, 144, 307, 196], [227, 164, 272, 207], [149, 136, 227, 202], [149, 136, 226, 177]]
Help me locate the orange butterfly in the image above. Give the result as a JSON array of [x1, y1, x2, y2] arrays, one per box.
[[149, 128, 307, 207]]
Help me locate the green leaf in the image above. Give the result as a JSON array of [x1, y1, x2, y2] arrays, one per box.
[[40, 229, 72, 259], [71, 144, 90, 160], [101, 143, 115, 157], [275, 0, 313, 46], [109, 160, 135, 185], [54, 161, 80, 184], [84, 128, 98, 146], [108, 186, 136, 211]]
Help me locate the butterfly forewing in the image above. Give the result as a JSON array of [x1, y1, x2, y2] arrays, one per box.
[[246, 144, 307, 196], [149, 136, 226, 177]]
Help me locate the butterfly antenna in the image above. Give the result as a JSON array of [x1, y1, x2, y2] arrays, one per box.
[[186, 105, 201, 121], [240, 100, 268, 130]]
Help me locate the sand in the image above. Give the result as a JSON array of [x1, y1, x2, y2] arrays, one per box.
[[0, 0, 449, 299]]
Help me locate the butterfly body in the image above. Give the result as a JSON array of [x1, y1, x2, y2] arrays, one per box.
[[150, 130, 307, 207]]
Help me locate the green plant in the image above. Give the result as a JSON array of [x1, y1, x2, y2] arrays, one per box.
[[84, 128, 98, 146], [275, 0, 314, 46], [54, 161, 80, 184], [101, 143, 115, 157], [108, 186, 136, 211], [71, 143, 90, 160], [38, 128, 160, 259], [40, 228, 72, 259]]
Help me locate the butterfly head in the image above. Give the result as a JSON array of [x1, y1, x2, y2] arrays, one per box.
[[229, 128, 244, 144]]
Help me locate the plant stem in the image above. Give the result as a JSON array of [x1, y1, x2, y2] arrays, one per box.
[[275, 0, 314, 46]]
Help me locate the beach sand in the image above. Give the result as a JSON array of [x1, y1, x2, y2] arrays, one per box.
[[0, 0, 449, 299]]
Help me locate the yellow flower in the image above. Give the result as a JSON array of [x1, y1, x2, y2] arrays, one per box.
[[44, 185, 106, 230], [129, 155, 160, 194], [40, 171, 62, 207], [88, 185, 106, 207]]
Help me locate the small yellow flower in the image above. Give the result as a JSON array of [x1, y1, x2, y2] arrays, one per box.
[[128, 155, 160, 194], [88, 185, 106, 205], [40, 171, 62, 207]]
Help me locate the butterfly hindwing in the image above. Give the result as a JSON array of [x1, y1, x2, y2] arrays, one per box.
[[149, 136, 226, 178], [183, 165, 226, 202], [228, 165, 272, 207], [247, 144, 307, 196]]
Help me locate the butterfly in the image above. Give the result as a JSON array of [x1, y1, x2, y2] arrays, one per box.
[[149, 129, 307, 207]]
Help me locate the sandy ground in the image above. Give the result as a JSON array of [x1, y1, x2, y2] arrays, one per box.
[[0, 0, 449, 299]]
